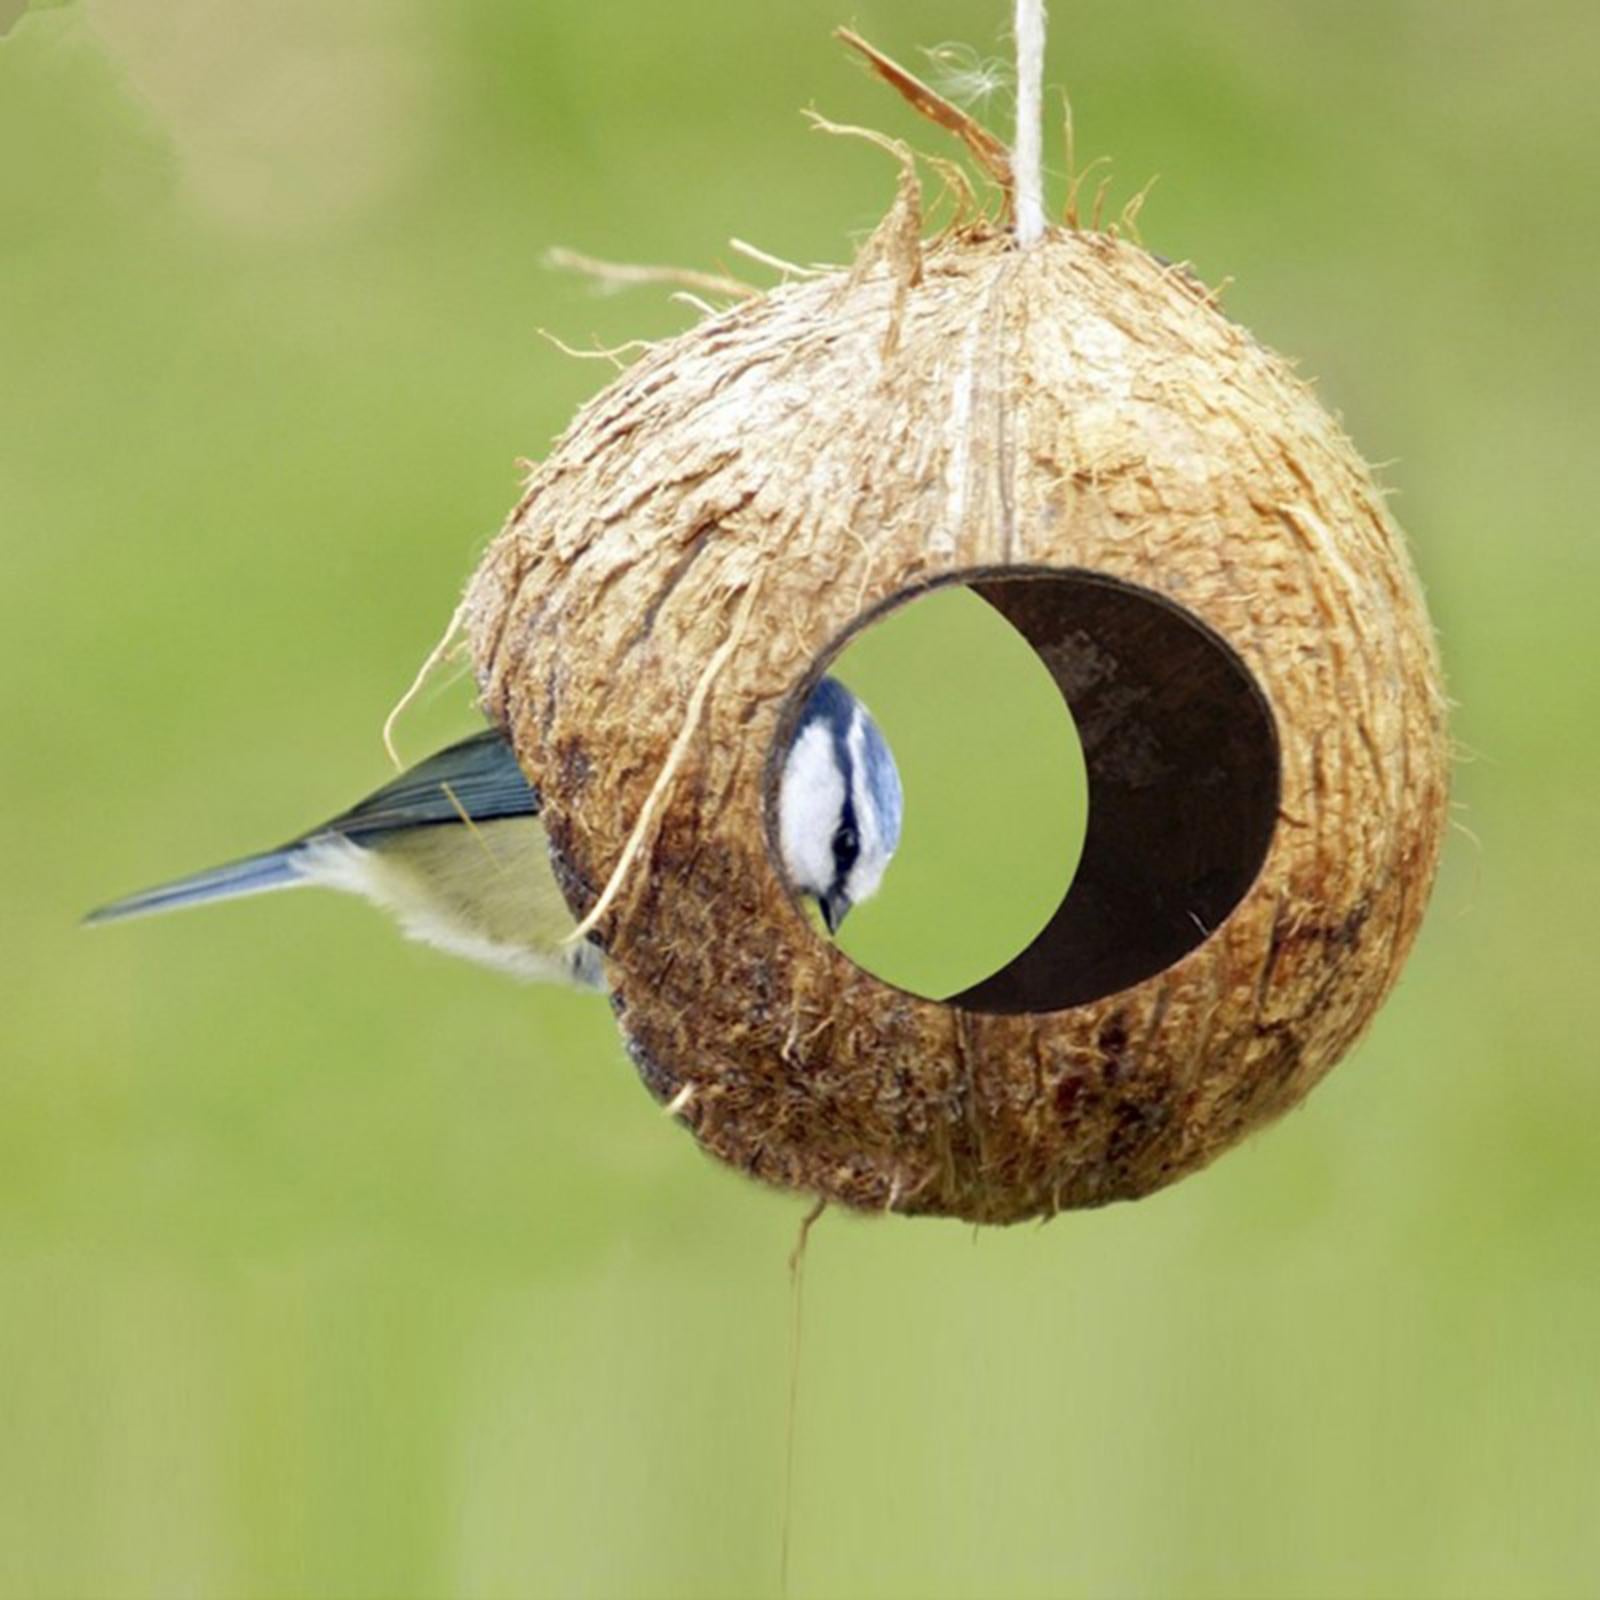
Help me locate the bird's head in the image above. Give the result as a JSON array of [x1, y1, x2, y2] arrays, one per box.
[[777, 676, 903, 934]]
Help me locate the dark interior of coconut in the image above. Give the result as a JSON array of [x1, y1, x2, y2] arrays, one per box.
[[774, 570, 1281, 1015]]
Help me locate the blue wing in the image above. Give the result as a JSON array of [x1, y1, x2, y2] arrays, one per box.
[[318, 729, 539, 839], [85, 728, 539, 925]]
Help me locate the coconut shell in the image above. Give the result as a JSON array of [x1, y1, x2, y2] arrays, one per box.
[[464, 222, 1449, 1224]]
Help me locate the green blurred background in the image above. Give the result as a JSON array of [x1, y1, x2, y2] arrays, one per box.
[[3, 1, 1596, 1595]]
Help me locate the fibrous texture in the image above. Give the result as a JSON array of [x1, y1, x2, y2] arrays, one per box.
[[465, 223, 1449, 1223]]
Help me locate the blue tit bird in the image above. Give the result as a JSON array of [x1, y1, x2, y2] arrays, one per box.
[[777, 676, 904, 935], [85, 676, 903, 985]]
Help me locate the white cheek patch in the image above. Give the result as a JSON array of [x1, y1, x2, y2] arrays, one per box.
[[846, 854, 885, 908], [778, 720, 844, 897]]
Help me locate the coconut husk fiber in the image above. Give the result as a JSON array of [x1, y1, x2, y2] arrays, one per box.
[[461, 164, 1449, 1224]]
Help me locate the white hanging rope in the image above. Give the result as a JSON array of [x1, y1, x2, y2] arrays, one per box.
[[1013, 0, 1047, 243]]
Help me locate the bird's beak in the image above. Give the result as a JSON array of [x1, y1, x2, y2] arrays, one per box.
[[817, 890, 850, 935]]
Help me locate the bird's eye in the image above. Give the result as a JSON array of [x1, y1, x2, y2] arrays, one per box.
[[834, 825, 859, 861]]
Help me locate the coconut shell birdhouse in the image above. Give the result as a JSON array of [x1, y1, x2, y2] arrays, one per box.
[[458, 41, 1450, 1224]]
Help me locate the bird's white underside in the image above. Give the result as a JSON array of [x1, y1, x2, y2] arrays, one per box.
[[298, 824, 602, 988]]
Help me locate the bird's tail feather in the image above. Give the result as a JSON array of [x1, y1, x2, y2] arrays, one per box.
[[83, 847, 306, 925]]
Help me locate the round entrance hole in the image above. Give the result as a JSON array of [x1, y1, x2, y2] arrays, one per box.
[[817, 583, 1089, 1002], [772, 570, 1282, 1015]]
